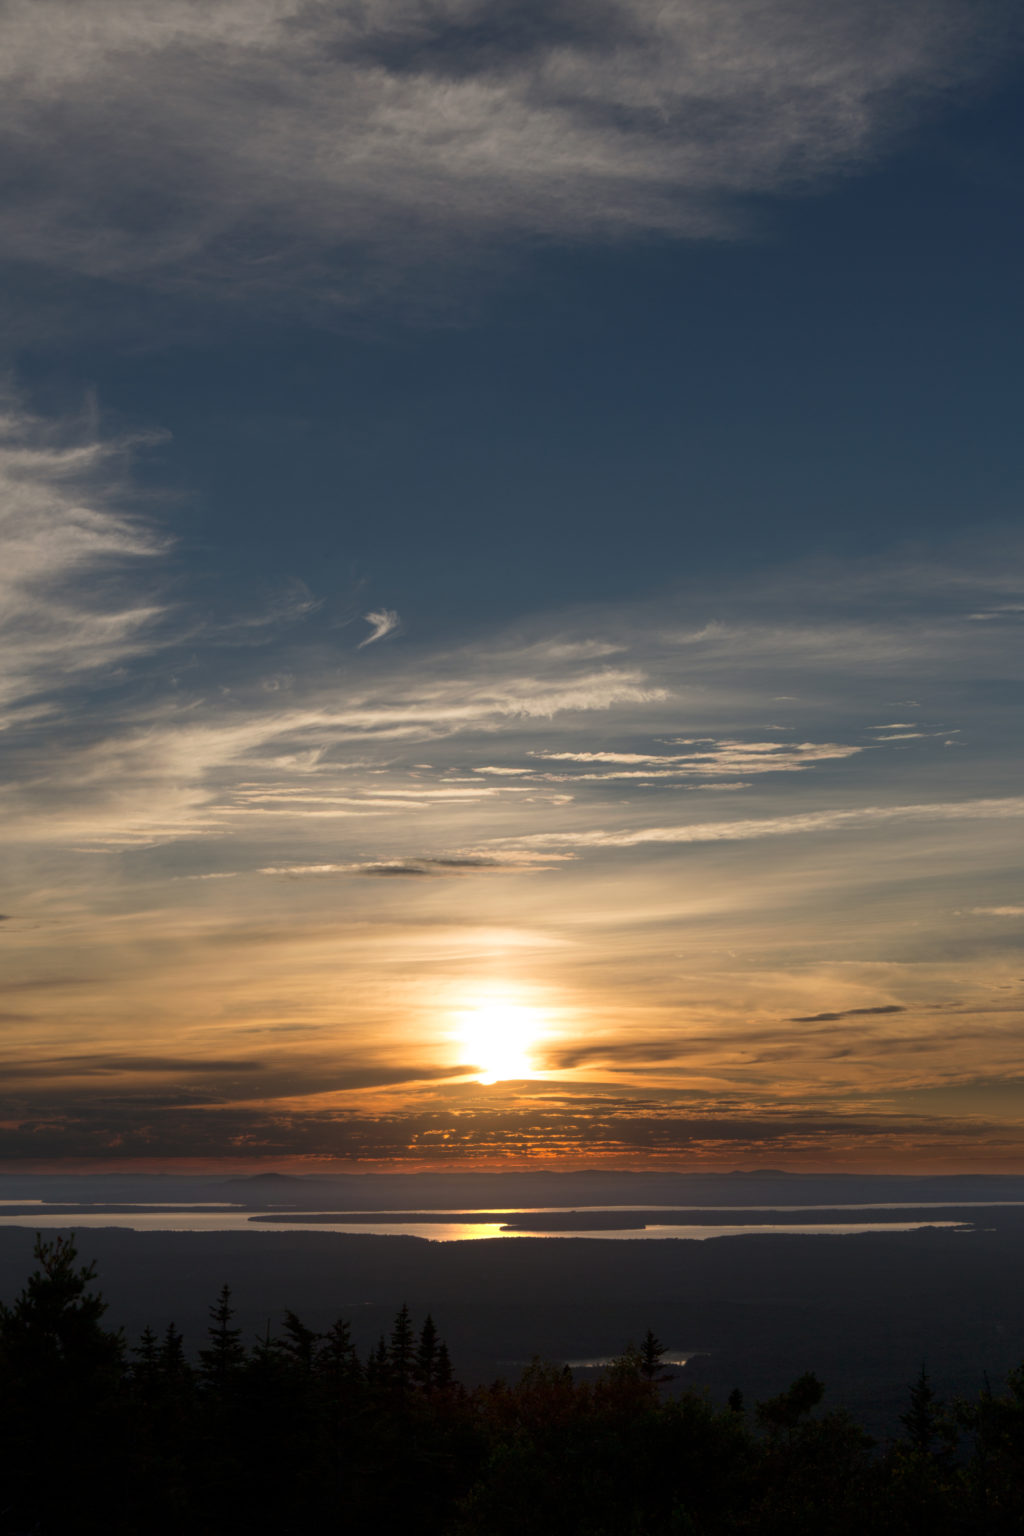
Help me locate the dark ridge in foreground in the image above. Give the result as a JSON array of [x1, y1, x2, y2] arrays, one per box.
[[4, 1233, 1024, 1536]]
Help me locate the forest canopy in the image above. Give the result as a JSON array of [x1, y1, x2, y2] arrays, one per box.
[[2, 1236, 1024, 1535]]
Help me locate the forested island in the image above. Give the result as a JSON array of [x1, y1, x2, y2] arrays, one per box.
[[4, 1235, 1024, 1534]]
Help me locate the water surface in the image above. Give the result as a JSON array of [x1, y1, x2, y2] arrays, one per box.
[[0, 1207, 972, 1241]]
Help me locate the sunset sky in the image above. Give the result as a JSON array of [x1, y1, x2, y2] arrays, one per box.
[[2, 0, 1023, 1170]]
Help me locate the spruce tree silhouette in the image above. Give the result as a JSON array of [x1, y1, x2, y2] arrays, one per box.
[[318, 1315, 361, 1385], [132, 1324, 160, 1391], [434, 1339, 454, 1392], [366, 1332, 389, 1387], [0, 1235, 124, 1532], [251, 1318, 280, 1372], [901, 1365, 941, 1455], [279, 1309, 320, 1374], [416, 1313, 439, 1392], [159, 1319, 189, 1383], [0, 1233, 122, 1385], [639, 1328, 670, 1382], [199, 1283, 246, 1387], [388, 1302, 415, 1392]]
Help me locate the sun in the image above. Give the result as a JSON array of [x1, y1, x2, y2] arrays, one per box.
[[460, 1001, 541, 1085]]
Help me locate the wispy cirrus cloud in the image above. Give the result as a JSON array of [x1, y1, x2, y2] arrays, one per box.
[[530, 740, 863, 779], [0, 395, 167, 723], [504, 796, 1024, 852], [359, 609, 401, 649]]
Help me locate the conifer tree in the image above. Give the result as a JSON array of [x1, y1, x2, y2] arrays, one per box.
[[639, 1328, 670, 1382], [435, 1339, 454, 1392], [415, 1313, 439, 1392], [318, 1315, 360, 1383], [278, 1309, 320, 1374], [366, 1332, 389, 1387], [0, 1233, 122, 1384], [901, 1364, 942, 1456], [388, 1302, 415, 1390], [199, 1283, 246, 1386], [132, 1325, 160, 1389], [160, 1320, 188, 1380], [0, 1235, 125, 1532], [250, 1319, 280, 1372]]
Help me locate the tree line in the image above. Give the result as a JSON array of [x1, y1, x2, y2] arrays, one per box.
[[2, 1234, 1024, 1534]]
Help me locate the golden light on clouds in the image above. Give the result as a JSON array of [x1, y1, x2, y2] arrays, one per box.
[[1, 385, 1022, 1169]]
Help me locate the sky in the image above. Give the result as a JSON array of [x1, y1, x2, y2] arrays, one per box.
[[2, 0, 1024, 1172]]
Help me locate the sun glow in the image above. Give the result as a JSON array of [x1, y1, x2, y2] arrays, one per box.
[[460, 1001, 542, 1085]]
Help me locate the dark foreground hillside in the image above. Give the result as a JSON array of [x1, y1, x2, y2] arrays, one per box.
[[4, 1235, 1024, 1535]]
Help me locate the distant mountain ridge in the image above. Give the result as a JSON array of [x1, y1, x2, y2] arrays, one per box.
[[5, 1168, 1024, 1211]]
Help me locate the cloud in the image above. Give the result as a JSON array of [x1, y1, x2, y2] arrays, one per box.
[[545, 1039, 690, 1070], [358, 609, 401, 649], [509, 796, 1024, 851], [0, 651, 659, 847], [4, 529, 1024, 1167], [220, 576, 323, 633], [531, 740, 863, 779], [0, 1055, 266, 1080], [355, 854, 561, 877], [258, 851, 571, 877], [787, 1006, 907, 1024], [0, 1096, 1003, 1163], [0, 394, 167, 724], [0, 0, 1016, 315], [970, 907, 1024, 917], [967, 604, 1024, 621], [0, 1065, 491, 1147]]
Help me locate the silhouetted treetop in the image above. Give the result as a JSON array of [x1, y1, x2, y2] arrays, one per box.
[[0, 1233, 122, 1382], [199, 1282, 246, 1385]]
